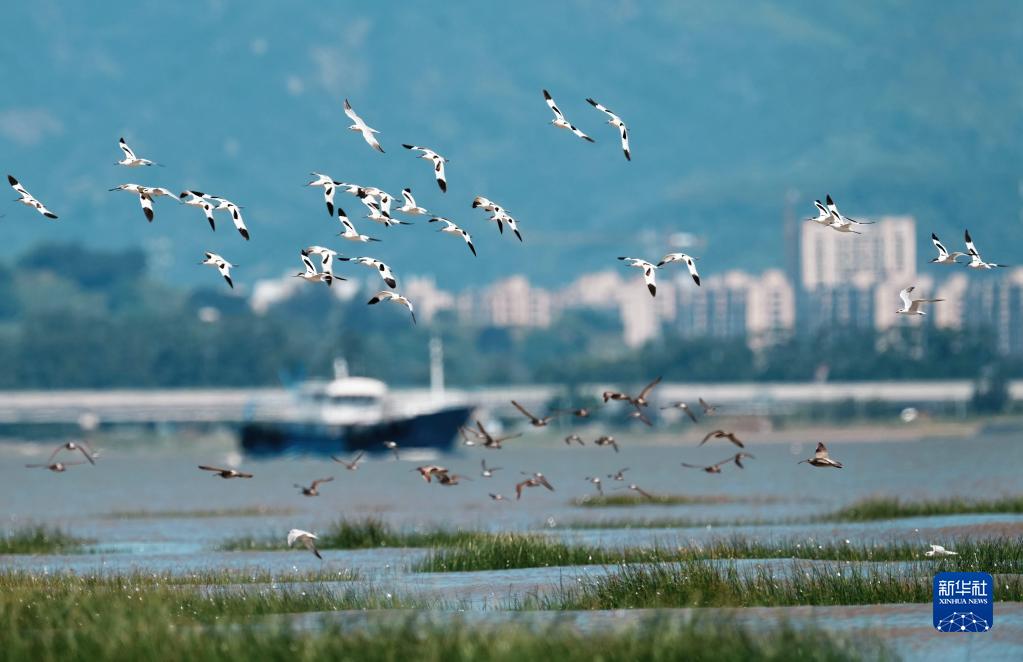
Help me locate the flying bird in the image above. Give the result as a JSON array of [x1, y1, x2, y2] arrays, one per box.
[[293, 253, 336, 286], [798, 442, 843, 468], [607, 468, 629, 481], [429, 217, 476, 256], [210, 196, 249, 240], [510, 400, 560, 427], [542, 89, 594, 142], [110, 184, 177, 222], [382, 440, 400, 459], [340, 256, 397, 288], [343, 98, 384, 153], [586, 97, 630, 160], [618, 257, 658, 296], [116, 137, 160, 167], [413, 465, 449, 483], [619, 483, 654, 500], [338, 210, 381, 243], [929, 233, 966, 265], [475, 420, 522, 449], [397, 188, 428, 215], [307, 172, 341, 217], [661, 402, 698, 423], [896, 286, 943, 316], [301, 246, 338, 276], [964, 229, 1007, 269], [48, 440, 96, 465], [435, 472, 470, 486], [294, 477, 334, 497], [682, 452, 755, 474], [332, 451, 364, 470], [564, 434, 585, 446], [402, 144, 448, 193], [201, 252, 235, 289], [700, 430, 745, 449], [699, 398, 719, 415], [555, 407, 593, 418], [626, 407, 653, 426], [806, 200, 833, 226], [367, 291, 416, 325], [26, 461, 85, 472], [825, 194, 874, 227], [8, 175, 57, 219], [480, 459, 502, 477], [287, 529, 323, 559], [180, 191, 217, 230], [657, 253, 701, 286], [515, 471, 555, 499], [198, 465, 253, 478], [594, 435, 619, 452], [584, 476, 604, 495]]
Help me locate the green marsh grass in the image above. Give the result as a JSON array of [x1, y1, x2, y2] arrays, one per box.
[[0, 525, 88, 554], [573, 493, 750, 507], [541, 560, 1023, 610], [99, 506, 294, 519], [824, 495, 1023, 522], [221, 516, 482, 551], [0, 567, 359, 588]]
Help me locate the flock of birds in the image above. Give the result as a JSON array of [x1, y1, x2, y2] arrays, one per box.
[[11, 90, 985, 562]]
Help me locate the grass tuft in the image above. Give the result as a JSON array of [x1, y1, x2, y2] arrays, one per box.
[[825, 495, 1023, 522], [0, 525, 88, 554], [221, 517, 483, 551]]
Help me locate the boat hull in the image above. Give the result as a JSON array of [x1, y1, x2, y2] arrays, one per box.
[[239, 405, 473, 457]]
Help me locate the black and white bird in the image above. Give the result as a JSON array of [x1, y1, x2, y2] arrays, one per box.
[[657, 253, 701, 286], [210, 197, 249, 240], [116, 137, 160, 167], [179, 191, 217, 230], [8, 175, 57, 219], [896, 286, 943, 316], [929, 233, 965, 265], [200, 252, 235, 289], [471, 196, 520, 240], [618, 257, 658, 296], [965, 229, 1007, 269], [367, 291, 416, 325], [825, 194, 873, 232], [343, 98, 384, 153], [306, 173, 341, 217], [429, 217, 476, 256], [337, 210, 381, 243], [293, 253, 336, 286], [542, 89, 594, 142], [806, 200, 833, 226], [301, 246, 338, 275], [798, 442, 843, 468], [402, 144, 448, 193], [492, 211, 522, 242], [364, 199, 409, 227], [397, 188, 428, 215], [110, 184, 177, 222], [586, 98, 630, 160], [287, 529, 323, 560], [340, 256, 397, 288], [471, 196, 504, 213]]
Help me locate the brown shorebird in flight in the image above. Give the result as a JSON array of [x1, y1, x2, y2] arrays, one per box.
[[661, 401, 698, 423], [602, 390, 632, 404], [627, 407, 652, 426], [700, 430, 745, 448], [564, 434, 585, 446], [435, 472, 470, 486], [699, 398, 719, 415], [48, 440, 96, 465], [555, 407, 593, 418], [475, 420, 522, 449], [287, 529, 322, 560], [26, 461, 85, 473], [459, 425, 486, 446], [619, 483, 655, 500], [603, 376, 662, 409], [295, 477, 334, 496], [515, 472, 555, 499], [332, 451, 364, 470], [382, 440, 400, 459], [413, 465, 448, 483], [480, 459, 502, 477], [682, 452, 755, 474], [489, 493, 506, 501], [584, 476, 604, 495], [799, 442, 844, 468], [510, 400, 560, 427], [594, 435, 620, 452], [607, 467, 629, 481], [198, 465, 254, 479]]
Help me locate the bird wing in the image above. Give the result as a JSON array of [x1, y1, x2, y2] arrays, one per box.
[[8, 175, 31, 199], [931, 233, 949, 259], [119, 138, 137, 161], [642, 265, 657, 296], [138, 192, 154, 222], [637, 376, 662, 401], [585, 98, 618, 120], [301, 254, 318, 275], [617, 122, 630, 160], [542, 89, 565, 121], [725, 433, 744, 448], [511, 400, 539, 422], [537, 475, 555, 491], [700, 430, 723, 446], [434, 158, 446, 192], [814, 442, 829, 459], [683, 256, 701, 286], [898, 287, 913, 310], [401, 188, 416, 207], [198, 465, 227, 472], [343, 99, 363, 126], [311, 477, 334, 488]]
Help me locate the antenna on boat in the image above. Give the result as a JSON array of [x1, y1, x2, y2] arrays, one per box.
[[429, 336, 444, 400], [333, 358, 349, 380]]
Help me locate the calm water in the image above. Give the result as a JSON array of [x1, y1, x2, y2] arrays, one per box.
[[2, 429, 1022, 660]]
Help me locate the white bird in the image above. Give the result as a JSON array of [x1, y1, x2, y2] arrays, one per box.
[[924, 544, 958, 558], [293, 253, 337, 286], [492, 211, 522, 242], [337, 209, 381, 243], [806, 200, 833, 226], [965, 229, 1007, 269], [929, 233, 965, 265], [429, 217, 476, 256], [472, 196, 519, 239], [471, 196, 504, 214], [657, 253, 701, 286], [109, 184, 177, 222], [367, 290, 416, 325], [179, 190, 217, 231], [306, 173, 341, 217], [343, 98, 384, 153], [340, 256, 397, 289], [397, 188, 428, 215], [825, 194, 874, 230], [8, 175, 58, 219], [542, 89, 594, 142], [210, 196, 249, 240], [896, 286, 943, 316], [798, 442, 843, 469], [287, 528, 323, 560], [364, 199, 409, 227], [301, 246, 338, 275], [402, 144, 448, 193], [116, 137, 160, 167], [586, 98, 630, 160], [618, 257, 658, 297], [200, 252, 235, 289]]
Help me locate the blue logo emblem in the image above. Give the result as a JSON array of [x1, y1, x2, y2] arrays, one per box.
[[934, 572, 993, 632]]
